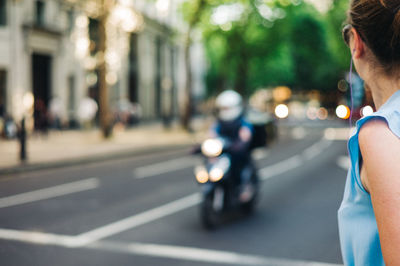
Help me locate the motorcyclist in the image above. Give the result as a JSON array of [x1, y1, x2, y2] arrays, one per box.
[[211, 90, 255, 202]]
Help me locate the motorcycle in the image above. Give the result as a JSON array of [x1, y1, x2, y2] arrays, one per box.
[[194, 137, 259, 229]]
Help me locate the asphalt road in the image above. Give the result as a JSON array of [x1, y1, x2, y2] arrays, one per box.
[[0, 122, 349, 266]]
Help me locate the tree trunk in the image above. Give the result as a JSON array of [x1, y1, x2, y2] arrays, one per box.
[[98, 0, 112, 138], [181, 35, 193, 130], [180, 0, 206, 131]]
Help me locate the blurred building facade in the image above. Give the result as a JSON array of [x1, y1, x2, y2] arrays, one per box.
[[0, 0, 205, 129]]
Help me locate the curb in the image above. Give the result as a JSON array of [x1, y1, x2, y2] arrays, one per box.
[[0, 143, 193, 177]]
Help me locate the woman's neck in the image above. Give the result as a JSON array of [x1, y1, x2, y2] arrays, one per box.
[[367, 75, 400, 110]]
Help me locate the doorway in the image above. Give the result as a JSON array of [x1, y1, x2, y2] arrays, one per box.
[[32, 53, 52, 130]]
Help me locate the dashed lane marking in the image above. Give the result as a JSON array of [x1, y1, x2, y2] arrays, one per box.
[[0, 178, 100, 209], [260, 155, 303, 181], [324, 127, 354, 141], [337, 156, 350, 171], [252, 149, 270, 160], [133, 157, 199, 179], [291, 127, 307, 139], [260, 138, 333, 181]]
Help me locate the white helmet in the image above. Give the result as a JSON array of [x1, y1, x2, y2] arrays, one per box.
[[215, 90, 243, 121]]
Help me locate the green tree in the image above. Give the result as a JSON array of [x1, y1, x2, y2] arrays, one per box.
[[181, 0, 351, 105], [285, 4, 333, 91]]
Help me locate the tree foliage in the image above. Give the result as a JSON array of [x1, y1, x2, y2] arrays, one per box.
[[180, 0, 351, 98]]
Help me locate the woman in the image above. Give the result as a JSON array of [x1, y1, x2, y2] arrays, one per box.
[[338, 0, 400, 265]]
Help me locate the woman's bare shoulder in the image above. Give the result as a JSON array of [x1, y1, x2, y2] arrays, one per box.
[[358, 118, 398, 149], [359, 118, 400, 186]]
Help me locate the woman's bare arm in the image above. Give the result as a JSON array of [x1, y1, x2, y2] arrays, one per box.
[[359, 119, 400, 265]]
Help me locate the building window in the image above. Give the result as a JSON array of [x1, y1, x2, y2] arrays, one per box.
[[0, 0, 6, 26], [0, 70, 6, 117], [35, 0, 46, 26]]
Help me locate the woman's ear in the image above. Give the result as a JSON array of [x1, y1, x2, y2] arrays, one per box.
[[350, 28, 365, 59]]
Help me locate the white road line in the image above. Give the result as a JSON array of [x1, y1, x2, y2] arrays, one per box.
[[0, 229, 342, 266], [74, 193, 201, 246], [303, 138, 332, 160], [0, 178, 100, 209], [291, 127, 307, 140], [260, 139, 333, 181], [324, 127, 354, 141], [252, 149, 270, 160], [0, 135, 335, 253], [88, 240, 343, 266], [0, 193, 201, 248], [260, 155, 303, 181], [133, 157, 198, 179], [337, 156, 350, 171], [0, 228, 77, 247]]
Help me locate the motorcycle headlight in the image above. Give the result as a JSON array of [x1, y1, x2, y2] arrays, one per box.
[[201, 139, 223, 157], [194, 166, 209, 184], [209, 168, 224, 182]]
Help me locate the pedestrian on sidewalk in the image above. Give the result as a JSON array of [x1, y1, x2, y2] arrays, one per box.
[[338, 1, 400, 265]]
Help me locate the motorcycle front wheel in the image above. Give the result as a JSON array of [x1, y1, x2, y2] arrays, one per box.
[[241, 195, 257, 214], [241, 177, 259, 215], [200, 194, 220, 229]]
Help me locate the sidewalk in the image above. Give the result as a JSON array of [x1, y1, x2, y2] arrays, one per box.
[[0, 118, 211, 175]]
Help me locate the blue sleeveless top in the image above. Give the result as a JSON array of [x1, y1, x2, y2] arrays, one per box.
[[338, 90, 400, 266]]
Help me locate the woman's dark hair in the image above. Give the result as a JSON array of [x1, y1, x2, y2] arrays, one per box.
[[348, 0, 400, 73]]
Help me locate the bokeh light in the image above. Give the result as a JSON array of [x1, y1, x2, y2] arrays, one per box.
[[306, 107, 318, 120], [275, 104, 289, 119], [317, 107, 328, 120], [336, 105, 350, 120], [361, 105, 374, 117]]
